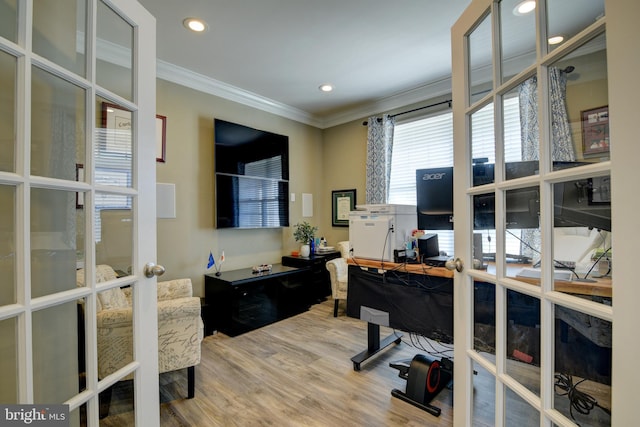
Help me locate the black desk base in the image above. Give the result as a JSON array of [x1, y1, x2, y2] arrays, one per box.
[[351, 322, 403, 371]]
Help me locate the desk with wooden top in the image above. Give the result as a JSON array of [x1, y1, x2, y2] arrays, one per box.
[[346, 257, 612, 372], [350, 257, 612, 297], [346, 258, 454, 370], [501, 264, 612, 298]]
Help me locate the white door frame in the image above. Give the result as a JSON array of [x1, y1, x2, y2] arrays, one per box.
[[451, 0, 638, 425], [113, 0, 160, 423], [1, 0, 159, 424]]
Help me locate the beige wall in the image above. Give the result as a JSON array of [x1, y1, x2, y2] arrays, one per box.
[[320, 121, 368, 245], [156, 79, 332, 295]]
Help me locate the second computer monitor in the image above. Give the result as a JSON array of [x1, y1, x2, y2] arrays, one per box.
[[417, 233, 439, 261]]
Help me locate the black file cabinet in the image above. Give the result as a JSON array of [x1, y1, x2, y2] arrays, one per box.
[[281, 251, 341, 301]]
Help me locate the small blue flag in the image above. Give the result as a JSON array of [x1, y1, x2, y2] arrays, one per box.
[[207, 251, 215, 269]]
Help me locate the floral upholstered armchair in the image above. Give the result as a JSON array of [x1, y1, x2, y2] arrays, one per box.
[[76, 265, 203, 415]]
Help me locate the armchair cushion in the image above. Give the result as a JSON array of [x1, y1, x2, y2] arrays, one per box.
[[157, 278, 194, 300]]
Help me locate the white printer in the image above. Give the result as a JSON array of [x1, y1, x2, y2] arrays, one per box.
[[348, 204, 417, 262]]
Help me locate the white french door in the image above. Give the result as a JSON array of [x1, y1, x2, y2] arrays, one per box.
[[0, 0, 158, 425], [450, 0, 638, 425]]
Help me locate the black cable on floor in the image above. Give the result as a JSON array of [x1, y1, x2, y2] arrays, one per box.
[[554, 372, 611, 425]]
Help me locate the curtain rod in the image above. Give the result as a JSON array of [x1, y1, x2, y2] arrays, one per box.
[[362, 99, 452, 126]]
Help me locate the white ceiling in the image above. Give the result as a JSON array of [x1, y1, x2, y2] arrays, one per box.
[[137, 0, 472, 128]]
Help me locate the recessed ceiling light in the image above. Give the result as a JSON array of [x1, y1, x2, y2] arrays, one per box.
[[548, 35, 564, 45], [183, 18, 208, 33], [319, 84, 334, 93], [513, 0, 536, 16]]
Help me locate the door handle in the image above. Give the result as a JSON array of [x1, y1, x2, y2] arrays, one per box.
[[144, 262, 166, 278], [445, 257, 464, 272]]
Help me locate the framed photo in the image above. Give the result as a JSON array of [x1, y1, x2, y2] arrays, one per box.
[[332, 189, 356, 227], [581, 105, 609, 156]]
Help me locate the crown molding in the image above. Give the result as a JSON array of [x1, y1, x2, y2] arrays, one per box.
[[157, 60, 324, 128], [318, 78, 453, 128], [157, 59, 451, 130]]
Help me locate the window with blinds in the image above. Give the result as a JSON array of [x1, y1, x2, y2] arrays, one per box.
[[388, 97, 522, 255]]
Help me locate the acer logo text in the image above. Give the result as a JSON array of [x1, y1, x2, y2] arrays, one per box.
[[422, 172, 446, 180]]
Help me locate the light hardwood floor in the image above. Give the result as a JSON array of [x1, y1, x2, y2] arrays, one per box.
[[101, 299, 455, 426]]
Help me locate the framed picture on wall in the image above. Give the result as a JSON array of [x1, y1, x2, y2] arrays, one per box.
[[581, 105, 609, 156], [332, 189, 356, 227]]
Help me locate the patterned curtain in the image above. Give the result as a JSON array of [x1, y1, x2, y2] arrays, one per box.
[[518, 67, 575, 257], [519, 67, 575, 161], [365, 115, 395, 204]]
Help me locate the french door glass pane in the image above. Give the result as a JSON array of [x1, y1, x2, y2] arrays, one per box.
[[95, 201, 133, 274], [504, 387, 539, 426], [31, 188, 83, 298], [32, 300, 82, 403], [471, 103, 495, 185], [472, 361, 495, 426], [0, 317, 18, 404], [505, 186, 540, 275], [33, 0, 87, 76], [0, 184, 16, 306], [474, 192, 496, 248], [97, 285, 133, 374], [547, 0, 605, 53], [0, 0, 18, 42], [96, 0, 133, 101], [506, 290, 540, 395], [0, 49, 16, 172], [99, 378, 135, 423], [500, 0, 536, 83], [553, 306, 611, 426], [503, 86, 529, 167], [474, 280, 495, 361], [96, 97, 133, 189], [554, 305, 611, 426], [552, 175, 611, 303], [549, 33, 608, 166], [469, 13, 493, 105], [31, 66, 86, 180]]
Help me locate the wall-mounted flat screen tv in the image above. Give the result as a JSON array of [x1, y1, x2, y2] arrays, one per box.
[[214, 119, 289, 229]]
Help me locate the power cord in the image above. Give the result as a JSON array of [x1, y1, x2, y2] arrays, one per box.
[[380, 225, 394, 266], [583, 246, 612, 280], [554, 372, 611, 424]]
